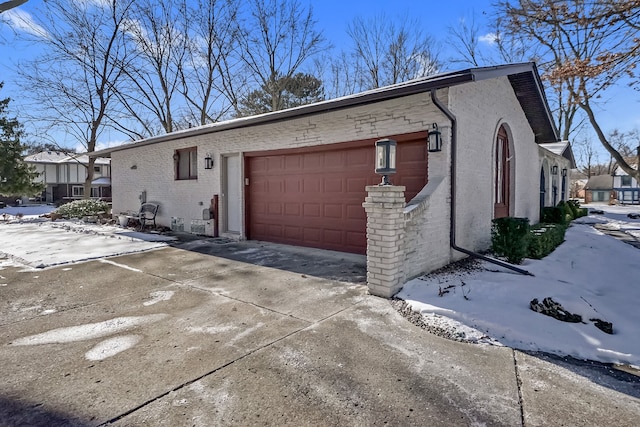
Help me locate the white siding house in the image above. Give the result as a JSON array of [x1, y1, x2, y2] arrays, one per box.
[[24, 152, 111, 204], [613, 165, 639, 204]]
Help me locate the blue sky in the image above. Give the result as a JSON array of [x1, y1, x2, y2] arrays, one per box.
[[0, 0, 637, 163]]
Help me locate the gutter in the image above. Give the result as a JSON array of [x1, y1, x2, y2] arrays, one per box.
[[429, 89, 533, 276]]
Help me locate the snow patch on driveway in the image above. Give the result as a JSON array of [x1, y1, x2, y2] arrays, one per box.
[[10, 314, 168, 345], [85, 335, 142, 360]]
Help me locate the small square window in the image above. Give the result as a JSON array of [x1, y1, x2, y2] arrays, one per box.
[[174, 147, 198, 180], [621, 176, 632, 186]]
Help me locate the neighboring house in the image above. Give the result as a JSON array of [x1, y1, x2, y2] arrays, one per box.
[[538, 141, 575, 209], [584, 175, 614, 204], [24, 151, 111, 204], [92, 62, 571, 297], [612, 164, 639, 204]]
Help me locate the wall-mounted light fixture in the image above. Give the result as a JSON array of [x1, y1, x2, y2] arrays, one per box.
[[427, 123, 442, 152], [561, 168, 567, 177], [375, 138, 397, 185], [552, 165, 558, 175], [204, 153, 214, 170]]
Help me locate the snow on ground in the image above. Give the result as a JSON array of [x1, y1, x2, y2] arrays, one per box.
[[398, 203, 640, 368], [0, 205, 175, 269]]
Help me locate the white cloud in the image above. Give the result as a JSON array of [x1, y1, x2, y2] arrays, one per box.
[[478, 32, 498, 45], [3, 9, 48, 38]]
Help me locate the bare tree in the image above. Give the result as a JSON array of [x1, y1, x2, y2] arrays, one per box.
[[574, 136, 602, 178], [235, 0, 327, 114], [180, 0, 243, 125], [119, 0, 189, 135], [15, 0, 134, 198], [447, 15, 489, 67], [498, 0, 640, 182], [344, 13, 441, 91]]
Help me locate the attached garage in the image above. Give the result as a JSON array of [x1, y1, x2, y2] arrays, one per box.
[[95, 63, 571, 297], [246, 132, 428, 254]]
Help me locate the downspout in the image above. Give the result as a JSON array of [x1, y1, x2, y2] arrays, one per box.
[[430, 89, 533, 276]]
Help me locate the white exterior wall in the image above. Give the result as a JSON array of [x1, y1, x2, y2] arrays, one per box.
[[111, 92, 447, 234], [449, 77, 542, 251]]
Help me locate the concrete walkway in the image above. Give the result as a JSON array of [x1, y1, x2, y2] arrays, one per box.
[[1, 243, 639, 426]]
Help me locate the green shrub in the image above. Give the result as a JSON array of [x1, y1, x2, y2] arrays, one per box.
[[566, 199, 581, 218], [576, 207, 588, 218], [54, 199, 109, 219], [556, 200, 574, 222], [491, 217, 530, 264], [541, 206, 565, 224], [528, 223, 567, 259]]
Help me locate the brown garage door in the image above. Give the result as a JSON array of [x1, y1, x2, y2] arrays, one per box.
[[246, 132, 428, 254]]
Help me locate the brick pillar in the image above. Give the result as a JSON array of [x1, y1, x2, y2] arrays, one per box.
[[362, 185, 406, 298]]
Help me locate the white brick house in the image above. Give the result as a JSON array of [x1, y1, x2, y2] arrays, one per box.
[[92, 63, 572, 297]]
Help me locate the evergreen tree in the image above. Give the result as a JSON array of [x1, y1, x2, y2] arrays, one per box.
[[238, 73, 324, 116], [0, 83, 44, 196]]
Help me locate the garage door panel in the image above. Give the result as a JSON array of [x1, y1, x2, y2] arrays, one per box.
[[323, 229, 343, 246], [324, 204, 342, 218], [324, 151, 344, 169], [285, 155, 302, 170], [303, 153, 322, 169], [347, 177, 369, 193], [284, 225, 302, 240], [303, 178, 321, 193], [346, 204, 365, 220], [324, 177, 343, 192], [267, 156, 284, 171], [268, 203, 282, 215], [398, 144, 427, 161], [303, 228, 322, 243], [284, 203, 300, 216], [347, 148, 372, 167], [303, 203, 321, 217], [346, 230, 366, 247], [267, 224, 283, 237], [248, 137, 427, 254], [284, 177, 301, 193]]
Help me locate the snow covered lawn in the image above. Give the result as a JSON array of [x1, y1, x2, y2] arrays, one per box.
[[398, 203, 640, 368], [0, 205, 175, 269]]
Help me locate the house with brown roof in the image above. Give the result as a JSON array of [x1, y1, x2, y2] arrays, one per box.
[[584, 175, 614, 204]]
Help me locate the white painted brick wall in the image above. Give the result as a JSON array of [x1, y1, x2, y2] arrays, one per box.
[[112, 77, 555, 297], [449, 77, 543, 251], [111, 91, 447, 235]]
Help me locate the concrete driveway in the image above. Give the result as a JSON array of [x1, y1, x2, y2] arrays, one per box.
[[1, 242, 639, 426]]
